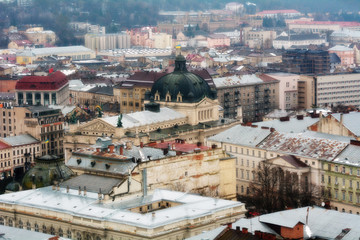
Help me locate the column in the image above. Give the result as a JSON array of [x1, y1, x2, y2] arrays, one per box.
[[23, 92, 27, 105], [32, 92, 35, 106], [41, 93, 44, 106]]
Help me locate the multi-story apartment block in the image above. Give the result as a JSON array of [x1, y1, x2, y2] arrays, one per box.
[[281, 49, 330, 75], [84, 33, 131, 51], [213, 74, 279, 122], [321, 140, 360, 214], [264, 73, 299, 111], [70, 86, 115, 112], [299, 73, 360, 109], [0, 134, 40, 177], [207, 124, 360, 214], [15, 71, 69, 106], [0, 105, 64, 157], [243, 27, 276, 49], [288, 20, 360, 33], [328, 45, 355, 67]]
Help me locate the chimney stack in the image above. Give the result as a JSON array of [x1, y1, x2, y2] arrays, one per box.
[[66, 185, 69, 193], [242, 227, 248, 234], [140, 142, 144, 148], [120, 145, 124, 155], [340, 113, 344, 124], [84, 186, 87, 196], [108, 144, 115, 153], [78, 186, 81, 195], [142, 169, 147, 197]]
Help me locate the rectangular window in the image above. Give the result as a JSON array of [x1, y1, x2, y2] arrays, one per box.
[[342, 192, 346, 201], [241, 170, 244, 179], [350, 193, 353, 202], [350, 180, 353, 188], [328, 176, 331, 184], [343, 178, 346, 186], [350, 168, 353, 175], [335, 191, 338, 199], [321, 175, 324, 183], [342, 167, 346, 174], [335, 165, 338, 172], [246, 170, 249, 180]]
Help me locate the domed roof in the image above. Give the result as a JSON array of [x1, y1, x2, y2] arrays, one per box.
[[5, 181, 21, 192], [150, 54, 216, 103], [22, 155, 73, 190]]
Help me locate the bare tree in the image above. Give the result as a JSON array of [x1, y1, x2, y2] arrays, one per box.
[[246, 161, 319, 213]]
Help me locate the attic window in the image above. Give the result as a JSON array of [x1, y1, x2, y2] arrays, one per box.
[[177, 92, 182, 102], [155, 91, 160, 101], [165, 92, 171, 102]]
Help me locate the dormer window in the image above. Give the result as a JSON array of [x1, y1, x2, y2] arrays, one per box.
[[177, 92, 182, 102], [165, 92, 171, 102], [155, 91, 160, 101]]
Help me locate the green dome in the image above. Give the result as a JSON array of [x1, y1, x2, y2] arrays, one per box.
[[22, 155, 73, 190], [5, 181, 21, 192], [150, 54, 216, 103]]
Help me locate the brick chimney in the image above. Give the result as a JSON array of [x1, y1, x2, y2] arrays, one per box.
[[108, 144, 115, 153], [120, 145, 124, 155], [242, 227, 248, 234]]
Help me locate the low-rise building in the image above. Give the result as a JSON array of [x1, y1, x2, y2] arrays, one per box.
[[207, 34, 231, 48], [24, 27, 56, 45], [289, 20, 360, 33], [0, 187, 245, 240], [16, 46, 95, 64], [273, 34, 327, 49], [243, 28, 276, 49], [256, 9, 301, 19]]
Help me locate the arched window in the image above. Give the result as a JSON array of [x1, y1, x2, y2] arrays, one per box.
[[8, 218, 13, 227], [50, 226, 55, 235], [77, 232, 82, 240], [58, 228, 63, 237], [42, 225, 47, 233], [67, 229, 72, 238], [35, 223, 39, 232], [18, 220, 23, 229], [86, 234, 93, 240], [0, 217, 4, 225], [26, 222, 31, 230]]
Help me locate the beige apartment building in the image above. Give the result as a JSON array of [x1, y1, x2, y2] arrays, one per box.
[[265, 73, 299, 110], [299, 73, 360, 109], [243, 27, 276, 49], [0, 134, 41, 177], [24, 27, 56, 45], [0, 106, 64, 157]]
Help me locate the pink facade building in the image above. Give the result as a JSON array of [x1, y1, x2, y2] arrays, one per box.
[[207, 34, 231, 48], [328, 45, 355, 67]]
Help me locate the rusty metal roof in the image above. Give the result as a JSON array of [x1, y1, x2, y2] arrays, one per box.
[[258, 132, 348, 161]]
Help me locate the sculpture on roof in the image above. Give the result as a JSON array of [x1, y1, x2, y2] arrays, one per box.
[[117, 113, 123, 128]]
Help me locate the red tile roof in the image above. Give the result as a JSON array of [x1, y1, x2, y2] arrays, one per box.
[[258, 9, 300, 15], [15, 71, 68, 91], [0, 141, 11, 150], [291, 21, 360, 27]]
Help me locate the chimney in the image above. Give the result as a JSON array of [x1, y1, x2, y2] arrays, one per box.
[[296, 114, 304, 120], [280, 116, 289, 122], [108, 144, 115, 153], [140, 142, 144, 148], [152, 212, 155, 219], [270, 127, 275, 132], [242, 227, 248, 234], [96, 147, 101, 153], [161, 139, 164, 143], [84, 186, 87, 196], [66, 185, 69, 193], [142, 169, 147, 197], [340, 113, 344, 124], [176, 151, 182, 155], [32, 183, 36, 189], [261, 126, 269, 129], [197, 142, 202, 147], [236, 226, 241, 232], [78, 186, 81, 195], [52, 185, 56, 191], [227, 222, 232, 229], [57, 184, 60, 191], [350, 140, 360, 146], [251, 125, 258, 128], [120, 145, 124, 155], [98, 188, 102, 201], [211, 144, 217, 149], [319, 111, 323, 118]]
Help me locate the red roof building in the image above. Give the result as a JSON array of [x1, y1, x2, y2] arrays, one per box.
[[15, 71, 69, 106]]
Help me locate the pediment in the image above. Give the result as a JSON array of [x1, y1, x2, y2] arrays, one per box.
[[195, 97, 218, 107], [79, 119, 115, 133]]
